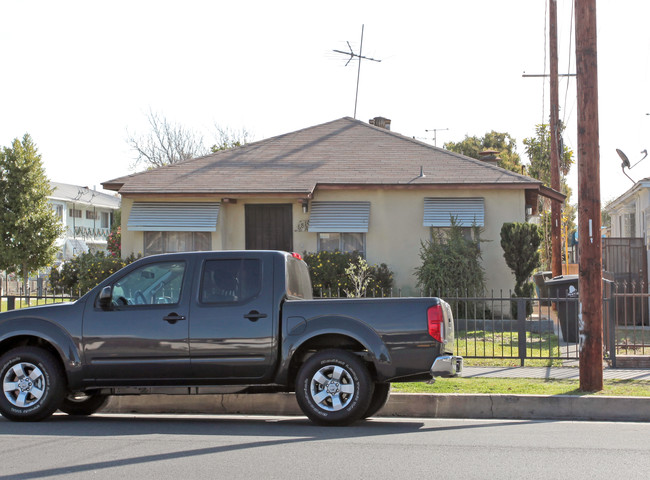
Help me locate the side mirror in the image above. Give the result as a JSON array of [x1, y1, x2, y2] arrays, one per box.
[[99, 286, 113, 310]]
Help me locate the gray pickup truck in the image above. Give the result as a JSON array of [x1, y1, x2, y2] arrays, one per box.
[[0, 250, 462, 425]]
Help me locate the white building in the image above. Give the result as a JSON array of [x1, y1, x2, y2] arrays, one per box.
[[48, 182, 121, 261]]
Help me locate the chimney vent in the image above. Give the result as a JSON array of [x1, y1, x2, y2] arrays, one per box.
[[369, 116, 391, 130], [478, 149, 500, 166]]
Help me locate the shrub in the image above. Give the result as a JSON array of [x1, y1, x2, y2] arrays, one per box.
[[50, 251, 139, 295], [415, 220, 486, 297], [500, 222, 542, 317], [303, 251, 394, 297]]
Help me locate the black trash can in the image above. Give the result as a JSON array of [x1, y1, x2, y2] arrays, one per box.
[[533, 271, 553, 305], [545, 275, 580, 343]]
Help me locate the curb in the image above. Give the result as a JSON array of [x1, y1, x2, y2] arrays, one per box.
[[103, 393, 650, 422]]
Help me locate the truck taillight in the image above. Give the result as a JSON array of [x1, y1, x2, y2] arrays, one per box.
[[291, 252, 303, 261], [427, 305, 444, 343]]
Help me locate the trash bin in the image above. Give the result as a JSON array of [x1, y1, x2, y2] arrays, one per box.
[[533, 271, 553, 305], [545, 275, 580, 343]]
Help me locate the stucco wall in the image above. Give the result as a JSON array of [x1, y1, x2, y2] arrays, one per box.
[[121, 188, 525, 296]]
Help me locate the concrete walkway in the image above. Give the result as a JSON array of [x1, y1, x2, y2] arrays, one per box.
[[463, 366, 650, 381]]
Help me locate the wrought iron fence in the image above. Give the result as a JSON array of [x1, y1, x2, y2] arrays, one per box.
[[315, 284, 650, 367]]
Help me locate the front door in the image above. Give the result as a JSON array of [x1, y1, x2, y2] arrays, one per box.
[[82, 259, 191, 385], [245, 204, 293, 251]]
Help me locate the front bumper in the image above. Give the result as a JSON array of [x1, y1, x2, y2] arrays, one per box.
[[430, 355, 463, 378]]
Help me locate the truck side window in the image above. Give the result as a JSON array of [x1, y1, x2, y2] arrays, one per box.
[[111, 262, 186, 306], [200, 259, 261, 304]]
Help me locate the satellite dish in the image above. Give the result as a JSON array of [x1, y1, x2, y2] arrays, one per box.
[[617, 148, 631, 168]]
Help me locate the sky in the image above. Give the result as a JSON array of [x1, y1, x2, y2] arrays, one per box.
[[1, 0, 649, 204]]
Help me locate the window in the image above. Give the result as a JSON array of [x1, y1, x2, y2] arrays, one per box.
[[101, 212, 110, 229], [53, 204, 63, 220], [86, 210, 98, 220], [69, 208, 82, 218], [200, 259, 261, 304], [144, 231, 211, 255], [430, 227, 474, 242], [110, 261, 186, 306], [317, 232, 366, 256]]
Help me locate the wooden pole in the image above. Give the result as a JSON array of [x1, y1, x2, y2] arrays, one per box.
[[550, 0, 563, 279], [575, 0, 603, 391]]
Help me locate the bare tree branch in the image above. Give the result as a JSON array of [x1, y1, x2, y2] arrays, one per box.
[[127, 110, 210, 169]]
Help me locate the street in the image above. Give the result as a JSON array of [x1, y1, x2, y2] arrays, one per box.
[[1, 414, 650, 479]]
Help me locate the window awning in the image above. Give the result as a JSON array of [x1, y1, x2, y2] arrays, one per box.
[[127, 202, 220, 232], [308, 201, 370, 233], [423, 197, 485, 227]]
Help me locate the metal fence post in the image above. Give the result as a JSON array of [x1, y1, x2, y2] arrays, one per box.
[[7, 296, 15, 311], [517, 298, 527, 366]]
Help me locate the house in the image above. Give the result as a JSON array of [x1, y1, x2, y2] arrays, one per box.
[[604, 177, 650, 286], [102, 117, 562, 295], [48, 182, 121, 261]]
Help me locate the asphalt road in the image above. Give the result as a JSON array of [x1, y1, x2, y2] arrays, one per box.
[[1, 413, 650, 480]]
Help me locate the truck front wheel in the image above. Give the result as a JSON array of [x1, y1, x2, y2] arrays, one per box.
[[295, 349, 374, 426], [0, 347, 65, 422]]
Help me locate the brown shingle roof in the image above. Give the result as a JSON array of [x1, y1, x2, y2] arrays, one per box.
[[103, 117, 543, 196]]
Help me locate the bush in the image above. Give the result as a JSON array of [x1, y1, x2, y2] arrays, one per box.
[[414, 220, 486, 297], [303, 251, 394, 297], [500, 222, 542, 317], [414, 219, 486, 318], [50, 251, 139, 295]]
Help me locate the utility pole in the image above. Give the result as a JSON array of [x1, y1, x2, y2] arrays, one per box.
[[575, 0, 603, 391], [549, 0, 563, 279]]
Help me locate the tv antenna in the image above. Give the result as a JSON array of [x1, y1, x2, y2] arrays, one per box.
[[425, 128, 449, 147], [333, 24, 381, 119], [617, 148, 648, 183]]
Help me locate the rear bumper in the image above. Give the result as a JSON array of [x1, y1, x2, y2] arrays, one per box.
[[430, 355, 463, 378]]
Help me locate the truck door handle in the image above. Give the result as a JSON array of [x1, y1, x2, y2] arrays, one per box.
[[163, 313, 186, 324], [244, 310, 268, 322]]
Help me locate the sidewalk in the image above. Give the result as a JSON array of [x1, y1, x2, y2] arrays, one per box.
[[462, 366, 650, 381]]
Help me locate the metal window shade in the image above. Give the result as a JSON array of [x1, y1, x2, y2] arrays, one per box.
[[308, 201, 370, 233], [127, 202, 220, 232], [423, 198, 485, 227]]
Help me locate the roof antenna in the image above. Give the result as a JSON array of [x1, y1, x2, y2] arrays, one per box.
[[332, 25, 382, 119], [617, 148, 648, 183]]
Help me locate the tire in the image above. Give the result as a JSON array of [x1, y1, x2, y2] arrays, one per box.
[[295, 349, 374, 426], [59, 392, 109, 416], [362, 383, 391, 419], [0, 347, 65, 422]]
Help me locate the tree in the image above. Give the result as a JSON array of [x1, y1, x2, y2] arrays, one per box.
[[444, 131, 523, 173], [523, 123, 575, 269], [127, 110, 253, 169], [500, 222, 542, 317], [523, 123, 574, 187], [0, 134, 63, 297], [211, 125, 252, 152], [127, 110, 210, 169]]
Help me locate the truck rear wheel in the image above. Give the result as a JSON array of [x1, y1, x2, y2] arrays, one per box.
[[0, 347, 65, 422], [362, 383, 391, 419], [295, 349, 374, 426], [59, 392, 109, 416]]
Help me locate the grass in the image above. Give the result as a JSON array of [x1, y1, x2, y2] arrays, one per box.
[[393, 377, 650, 397], [456, 330, 563, 367], [1, 297, 74, 313]]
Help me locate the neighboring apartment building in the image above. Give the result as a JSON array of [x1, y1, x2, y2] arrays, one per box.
[[103, 117, 562, 295], [48, 182, 121, 261]]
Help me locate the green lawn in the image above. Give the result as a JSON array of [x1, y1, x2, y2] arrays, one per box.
[[1, 297, 74, 313], [456, 330, 563, 367], [393, 377, 650, 397]]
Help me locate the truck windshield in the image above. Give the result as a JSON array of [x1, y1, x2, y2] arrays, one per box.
[[286, 256, 313, 300]]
